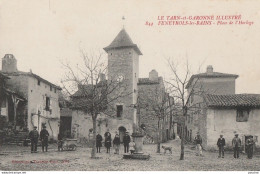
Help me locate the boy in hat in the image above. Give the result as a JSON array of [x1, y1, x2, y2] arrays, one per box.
[[40, 125, 49, 152], [123, 131, 131, 153], [29, 126, 39, 153]]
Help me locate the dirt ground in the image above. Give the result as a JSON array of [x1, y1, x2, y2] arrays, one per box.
[[0, 139, 259, 171]]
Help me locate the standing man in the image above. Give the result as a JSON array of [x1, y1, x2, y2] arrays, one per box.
[[40, 125, 49, 152], [217, 134, 225, 158], [246, 136, 254, 159], [194, 132, 203, 156], [29, 126, 39, 153], [96, 133, 103, 153], [123, 131, 131, 153], [232, 134, 241, 159], [113, 133, 120, 154]]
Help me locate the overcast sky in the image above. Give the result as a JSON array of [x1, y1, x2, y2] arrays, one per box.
[[0, 0, 259, 94]]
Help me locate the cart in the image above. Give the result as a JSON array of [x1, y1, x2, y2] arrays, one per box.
[[62, 138, 77, 151]]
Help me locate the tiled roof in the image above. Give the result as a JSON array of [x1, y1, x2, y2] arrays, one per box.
[[103, 29, 142, 55], [71, 84, 93, 97], [0, 72, 9, 79], [3, 87, 26, 101], [186, 72, 238, 89], [138, 78, 159, 85], [1, 71, 62, 90], [71, 81, 107, 97], [204, 94, 260, 108]]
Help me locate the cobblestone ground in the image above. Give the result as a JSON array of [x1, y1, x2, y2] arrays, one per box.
[[0, 139, 259, 171]]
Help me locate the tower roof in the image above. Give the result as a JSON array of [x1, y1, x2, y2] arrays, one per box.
[[104, 29, 142, 55]]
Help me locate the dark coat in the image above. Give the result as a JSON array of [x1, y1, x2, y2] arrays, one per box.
[[217, 138, 226, 147], [194, 135, 202, 145], [232, 137, 241, 148], [40, 129, 49, 141], [123, 134, 131, 145], [29, 130, 39, 140], [113, 136, 120, 145], [104, 132, 112, 148], [96, 134, 103, 147]]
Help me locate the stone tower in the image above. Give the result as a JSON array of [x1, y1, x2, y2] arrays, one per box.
[[104, 28, 142, 132]]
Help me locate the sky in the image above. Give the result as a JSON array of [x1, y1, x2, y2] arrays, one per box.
[[0, 0, 260, 94]]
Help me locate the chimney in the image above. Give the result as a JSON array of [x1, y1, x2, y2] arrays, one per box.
[[149, 69, 158, 81], [2, 54, 18, 73], [99, 73, 106, 81], [206, 65, 213, 73]]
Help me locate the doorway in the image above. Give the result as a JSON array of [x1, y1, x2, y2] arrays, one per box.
[[244, 135, 254, 153], [59, 116, 72, 138], [118, 126, 126, 143]]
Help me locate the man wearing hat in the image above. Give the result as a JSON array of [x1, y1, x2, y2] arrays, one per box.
[[123, 131, 131, 153], [217, 134, 226, 158], [232, 133, 241, 158], [29, 126, 39, 153], [40, 125, 49, 152], [194, 132, 203, 156]]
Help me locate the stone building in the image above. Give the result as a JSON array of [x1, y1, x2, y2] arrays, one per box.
[[185, 65, 238, 141], [185, 65, 260, 151], [138, 70, 173, 143], [201, 94, 260, 151], [0, 54, 61, 140], [71, 29, 173, 143]]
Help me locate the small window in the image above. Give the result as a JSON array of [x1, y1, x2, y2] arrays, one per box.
[[54, 88, 56, 93], [50, 86, 52, 91], [38, 80, 41, 86], [236, 109, 249, 122], [116, 105, 123, 117], [46, 97, 50, 111]]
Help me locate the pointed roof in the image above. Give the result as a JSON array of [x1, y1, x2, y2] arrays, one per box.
[[104, 29, 142, 55]]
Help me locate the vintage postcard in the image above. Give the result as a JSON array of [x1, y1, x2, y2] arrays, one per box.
[[0, 0, 260, 172]]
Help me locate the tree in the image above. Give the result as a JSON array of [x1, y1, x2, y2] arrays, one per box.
[[61, 50, 131, 158], [138, 83, 174, 153], [166, 59, 205, 160]]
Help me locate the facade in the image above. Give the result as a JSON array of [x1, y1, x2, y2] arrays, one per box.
[[71, 29, 172, 143], [1, 54, 61, 140], [138, 70, 173, 143], [185, 65, 238, 141], [201, 94, 260, 151], [185, 65, 260, 151]]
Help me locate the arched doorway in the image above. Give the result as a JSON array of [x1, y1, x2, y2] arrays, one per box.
[[118, 126, 126, 143]]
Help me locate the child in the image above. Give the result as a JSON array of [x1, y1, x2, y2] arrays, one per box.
[[129, 140, 135, 154]]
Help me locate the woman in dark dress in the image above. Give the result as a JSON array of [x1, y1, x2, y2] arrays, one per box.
[[96, 133, 103, 153], [104, 131, 112, 153]]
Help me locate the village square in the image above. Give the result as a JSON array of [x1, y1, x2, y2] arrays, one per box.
[[0, 26, 260, 171], [0, 0, 260, 172]]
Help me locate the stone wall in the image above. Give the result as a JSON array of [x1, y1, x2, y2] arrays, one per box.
[[107, 47, 138, 123], [71, 110, 133, 143], [206, 108, 260, 151], [138, 80, 170, 143], [27, 76, 60, 139]]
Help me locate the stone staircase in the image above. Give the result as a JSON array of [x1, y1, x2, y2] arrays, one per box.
[[7, 131, 30, 146]]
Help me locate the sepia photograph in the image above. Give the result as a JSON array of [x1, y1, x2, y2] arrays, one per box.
[[0, 0, 260, 172]]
